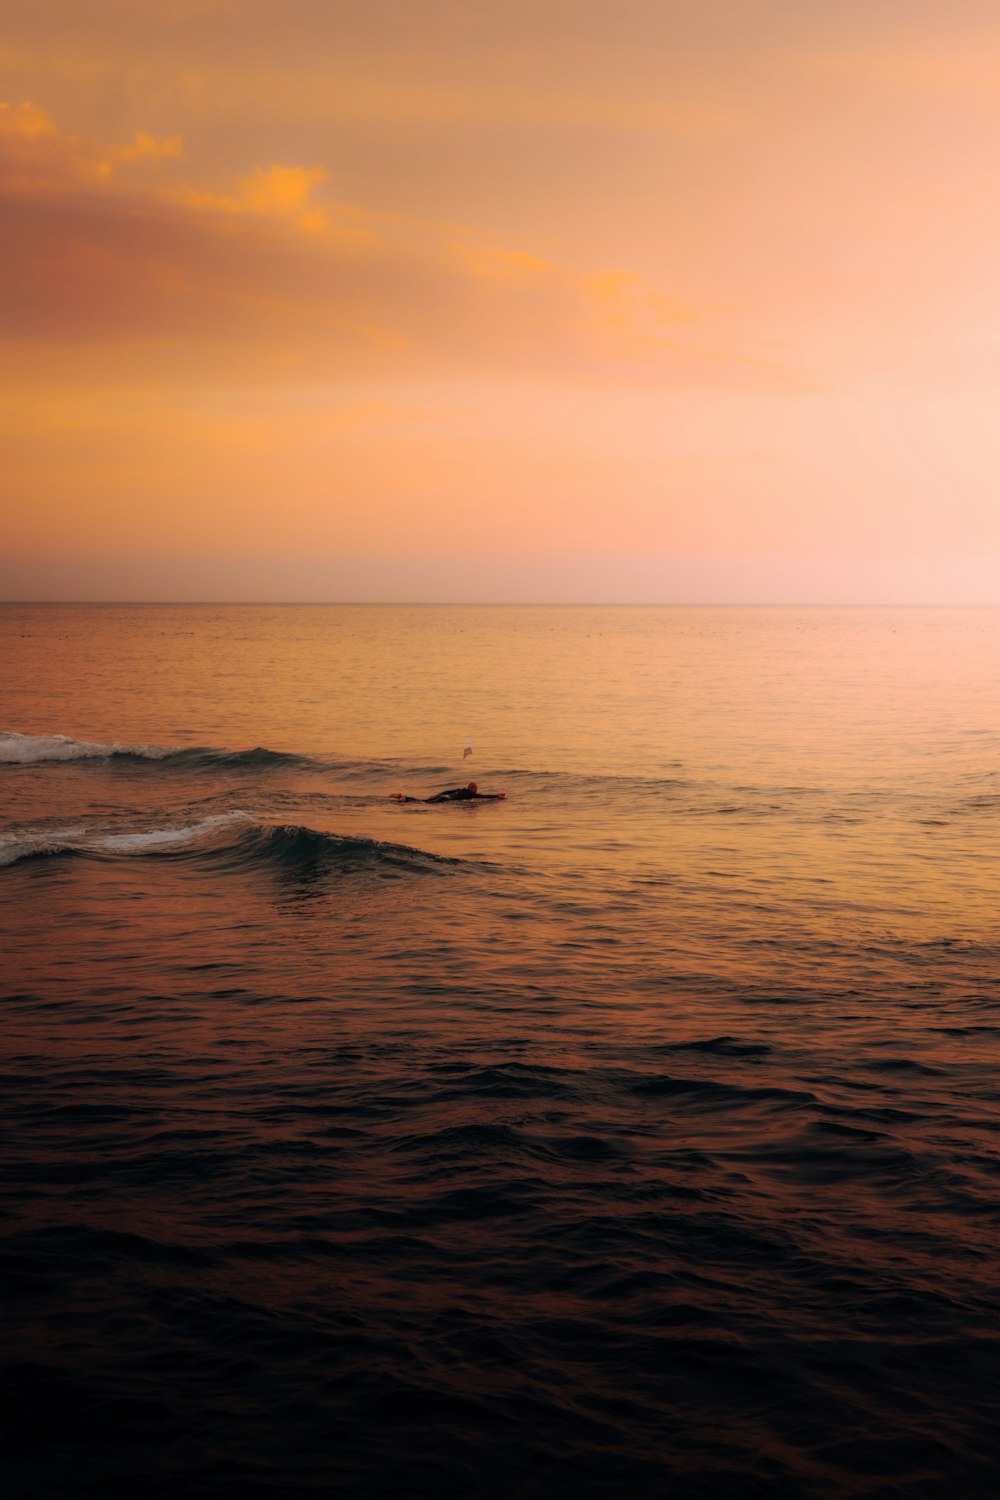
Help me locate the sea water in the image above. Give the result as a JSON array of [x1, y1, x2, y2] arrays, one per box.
[[2, 604, 999, 1498]]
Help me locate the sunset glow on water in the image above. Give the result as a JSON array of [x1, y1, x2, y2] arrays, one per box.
[[3, 605, 1000, 1497]]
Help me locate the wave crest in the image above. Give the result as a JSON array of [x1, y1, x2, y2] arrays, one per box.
[[0, 732, 170, 764], [0, 813, 455, 878], [222, 823, 457, 877], [0, 732, 315, 771]]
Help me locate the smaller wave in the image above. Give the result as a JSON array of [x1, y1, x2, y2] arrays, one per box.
[[0, 731, 170, 764], [163, 746, 315, 772], [0, 731, 316, 771], [0, 730, 439, 782]]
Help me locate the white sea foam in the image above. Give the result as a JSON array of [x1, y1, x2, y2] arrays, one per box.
[[0, 812, 253, 865], [92, 813, 252, 854], [0, 732, 169, 764], [0, 826, 87, 866]]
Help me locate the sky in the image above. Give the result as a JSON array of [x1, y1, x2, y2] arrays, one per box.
[[3, 0, 1000, 602]]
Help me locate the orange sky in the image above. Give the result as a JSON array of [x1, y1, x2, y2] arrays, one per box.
[[3, 0, 1000, 601]]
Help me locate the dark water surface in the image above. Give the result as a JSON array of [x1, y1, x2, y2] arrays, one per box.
[[2, 605, 1000, 1498]]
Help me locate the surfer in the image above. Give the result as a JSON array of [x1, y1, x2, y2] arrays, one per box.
[[390, 782, 506, 804], [427, 782, 503, 802]]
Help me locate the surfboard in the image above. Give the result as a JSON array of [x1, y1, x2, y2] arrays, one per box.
[[389, 792, 506, 803]]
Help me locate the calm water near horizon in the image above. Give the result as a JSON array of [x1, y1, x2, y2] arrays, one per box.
[[2, 604, 999, 1498]]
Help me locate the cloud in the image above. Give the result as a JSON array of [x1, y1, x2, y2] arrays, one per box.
[[0, 98, 184, 190], [0, 100, 55, 136], [112, 129, 185, 163], [176, 162, 328, 223], [0, 101, 784, 390]]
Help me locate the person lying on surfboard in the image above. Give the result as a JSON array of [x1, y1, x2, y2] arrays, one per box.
[[390, 782, 506, 804]]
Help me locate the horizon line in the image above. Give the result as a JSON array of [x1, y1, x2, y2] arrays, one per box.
[[2, 599, 998, 610]]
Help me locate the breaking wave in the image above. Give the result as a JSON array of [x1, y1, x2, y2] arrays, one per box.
[[0, 812, 456, 878], [0, 731, 315, 771], [0, 731, 448, 784], [0, 731, 169, 764]]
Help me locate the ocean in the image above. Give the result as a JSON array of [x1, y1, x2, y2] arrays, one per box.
[[2, 603, 999, 1498]]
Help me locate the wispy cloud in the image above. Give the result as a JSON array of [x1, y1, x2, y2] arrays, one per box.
[[1, 102, 776, 389]]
